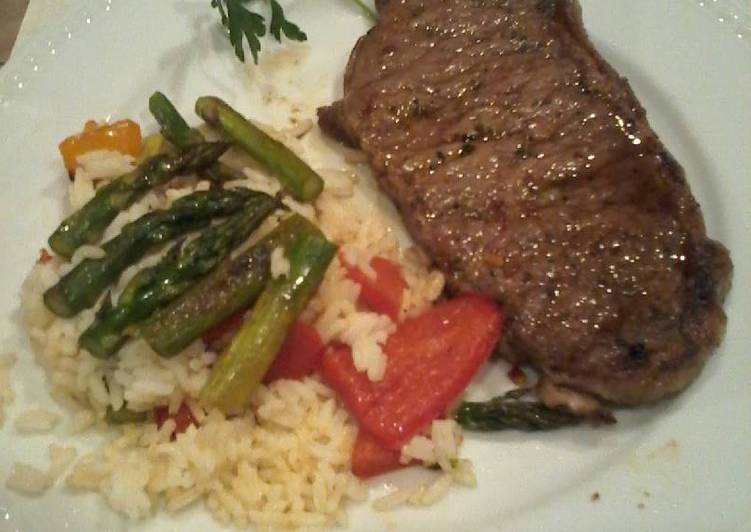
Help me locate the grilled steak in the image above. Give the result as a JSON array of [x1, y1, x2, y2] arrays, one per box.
[[319, 0, 732, 406]]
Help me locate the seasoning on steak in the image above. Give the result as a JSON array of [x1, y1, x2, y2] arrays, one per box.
[[319, 0, 732, 407]]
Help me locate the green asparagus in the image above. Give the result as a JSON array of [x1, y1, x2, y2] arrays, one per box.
[[454, 389, 583, 431], [78, 191, 278, 358], [149, 91, 244, 184], [137, 132, 174, 162], [43, 188, 254, 318], [196, 96, 324, 202], [201, 163, 246, 184], [200, 228, 336, 412], [139, 214, 318, 357], [48, 141, 229, 258], [105, 406, 148, 424], [149, 91, 205, 148]]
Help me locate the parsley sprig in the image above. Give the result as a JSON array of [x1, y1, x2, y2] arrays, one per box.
[[349, 0, 377, 21], [211, 0, 307, 63]]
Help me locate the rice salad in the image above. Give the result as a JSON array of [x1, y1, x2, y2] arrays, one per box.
[[11, 102, 489, 529]]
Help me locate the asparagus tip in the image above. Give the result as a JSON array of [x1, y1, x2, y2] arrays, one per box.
[[195, 96, 225, 125], [78, 328, 124, 359], [47, 233, 73, 260], [43, 286, 75, 318]]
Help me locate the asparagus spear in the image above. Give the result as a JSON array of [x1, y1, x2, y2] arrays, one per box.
[[454, 389, 583, 431], [201, 163, 246, 184], [48, 141, 229, 258], [105, 406, 148, 425], [149, 91, 204, 148], [195, 96, 324, 202], [43, 188, 254, 318], [137, 132, 174, 162], [149, 91, 244, 184], [200, 228, 336, 412], [79, 191, 278, 358], [139, 214, 318, 357]]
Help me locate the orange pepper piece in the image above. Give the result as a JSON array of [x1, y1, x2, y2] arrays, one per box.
[[58, 119, 142, 174]]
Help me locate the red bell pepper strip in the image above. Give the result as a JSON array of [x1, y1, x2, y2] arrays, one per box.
[[154, 402, 197, 439], [263, 320, 325, 383], [342, 256, 406, 321], [204, 313, 325, 382], [321, 294, 503, 449], [351, 429, 406, 478]]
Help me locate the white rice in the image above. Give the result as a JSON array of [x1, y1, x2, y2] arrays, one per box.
[[401, 419, 464, 470], [66, 377, 360, 526], [17, 120, 463, 525], [69, 245, 106, 266], [270, 246, 291, 279], [69, 150, 136, 210], [68, 409, 98, 434], [239, 167, 282, 197], [14, 408, 61, 434], [6, 463, 52, 496], [309, 257, 395, 381], [373, 419, 476, 512], [5, 444, 77, 496], [48, 444, 78, 479], [75, 149, 136, 182]]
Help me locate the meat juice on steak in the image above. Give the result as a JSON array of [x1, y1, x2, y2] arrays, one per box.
[[319, 0, 732, 407]]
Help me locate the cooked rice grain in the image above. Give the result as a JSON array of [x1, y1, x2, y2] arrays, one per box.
[[6, 462, 52, 496], [374, 419, 476, 511], [48, 444, 77, 479], [66, 377, 361, 526], [270, 246, 291, 279], [5, 444, 76, 496], [69, 150, 135, 210], [311, 258, 393, 381], [14, 408, 61, 434]]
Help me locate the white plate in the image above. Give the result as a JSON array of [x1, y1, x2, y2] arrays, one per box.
[[1, 1, 749, 531]]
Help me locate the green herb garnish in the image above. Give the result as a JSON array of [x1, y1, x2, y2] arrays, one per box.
[[348, 0, 377, 22], [210, 0, 307, 64]]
